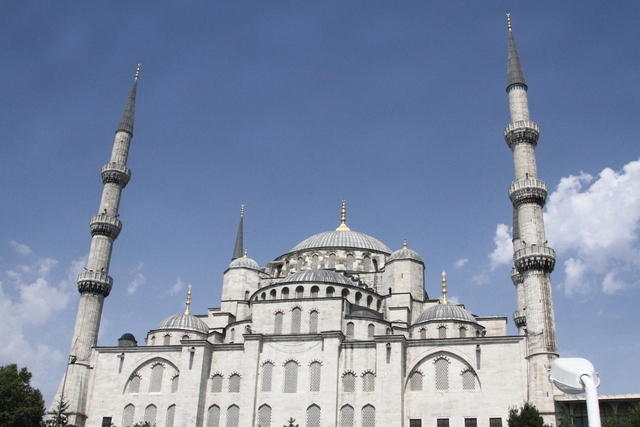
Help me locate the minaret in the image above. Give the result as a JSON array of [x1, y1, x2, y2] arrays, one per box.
[[503, 14, 558, 419], [60, 64, 141, 426], [231, 205, 245, 260]]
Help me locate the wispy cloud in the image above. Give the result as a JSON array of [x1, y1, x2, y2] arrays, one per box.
[[127, 262, 146, 295], [454, 258, 469, 269], [168, 276, 186, 296], [10, 240, 32, 255]]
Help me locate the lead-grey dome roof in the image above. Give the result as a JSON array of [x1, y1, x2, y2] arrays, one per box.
[[416, 303, 477, 324], [278, 269, 358, 286], [155, 313, 208, 334], [291, 230, 391, 253], [388, 245, 423, 263], [229, 255, 260, 270]]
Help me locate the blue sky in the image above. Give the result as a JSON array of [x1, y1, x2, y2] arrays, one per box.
[[1, 2, 639, 404]]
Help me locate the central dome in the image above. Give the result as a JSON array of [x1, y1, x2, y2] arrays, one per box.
[[291, 230, 391, 253]]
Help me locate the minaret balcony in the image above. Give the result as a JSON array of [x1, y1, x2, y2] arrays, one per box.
[[504, 120, 539, 149], [77, 270, 113, 297], [513, 310, 527, 327], [101, 162, 131, 188], [509, 178, 547, 207], [514, 245, 556, 273], [511, 267, 523, 286], [90, 214, 122, 239]]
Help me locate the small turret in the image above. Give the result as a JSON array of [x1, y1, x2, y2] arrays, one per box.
[[383, 240, 425, 300]]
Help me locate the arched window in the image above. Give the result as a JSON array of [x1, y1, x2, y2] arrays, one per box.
[[165, 404, 176, 427], [228, 374, 240, 393], [328, 253, 336, 269], [362, 372, 375, 392], [366, 295, 373, 307], [261, 292, 266, 300], [229, 328, 235, 343], [297, 257, 304, 271], [309, 310, 319, 333], [363, 256, 371, 271], [296, 286, 304, 298], [438, 326, 447, 339], [362, 404, 376, 427], [346, 322, 354, 339], [309, 362, 321, 392], [206, 405, 220, 427], [310, 286, 319, 298], [306, 404, 321, 427], [340, 405, 354, 427], [150, 336, 156, 345], [258, 404, 272, 427], [367, 324, 375, 339], [326, 286, 335, 297], [182, 334, 190, 341], [127, 375, 140, 394], [144, 404, 157, 425], [409, 371, 423, 391], [420, 328, 426, 339], [211, 374, 223, 392], [281, 287, 289, 299], [274, 312, 283, 334], [311, 254, 319, 269], [342, 288, 350, 298], [372, 258, 379, 272], [346, 254, 354, 270], [284, 360, 299, 393], [122, 404, 135, 427], [342, 372, 356, 392], [149, 364, 164, 392], [270, 289, 277, 300], [171, 375, 179, 393], [244, 290, 249, 300], [291, 307, 302, 334], [459, 326, 467, 338], [376, 300, 382, 311], [435, 358, 449, 391], [355, 292, 362, 304], [462, 370, 476, 390], [261, 362, 273, 392], [226, 405, 239, 427], [163, 334, 171, 345]]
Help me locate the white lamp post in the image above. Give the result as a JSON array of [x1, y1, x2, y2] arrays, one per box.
[[550, 358, 601, 427]]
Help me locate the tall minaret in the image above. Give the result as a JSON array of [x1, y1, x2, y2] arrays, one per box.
[[60, 64, 141, 426], [503, 14, 558, 419]]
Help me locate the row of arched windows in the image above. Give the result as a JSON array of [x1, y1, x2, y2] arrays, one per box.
[[274, 309, 319, 334], [206, 403, 331, 427], [260, 286, 382, 310], [342, 371, 376, 392], [122, 403, 175, 427], [206, 404, 238, 427], [408, 359, 477, 391], [285, 252, 379, 273], [149, 333, 190, 346], [260, 361, 322, 393], [126, 364, 179, 394], [415, 325, 475, 339], [210, 373, 241, 393], [346, 322, 380, 339], [340, 404, 376, 427]]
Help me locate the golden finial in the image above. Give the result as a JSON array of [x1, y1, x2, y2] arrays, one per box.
[[184, 284, 192, 315], [403, 239, 408, 248], [134, 63, 142, 81], [440, 270, 448, 304], [506, 12, 512, 32], [336, 200, 351, 231], [240, 204, 245, 218], [244, 249, 248, 258]]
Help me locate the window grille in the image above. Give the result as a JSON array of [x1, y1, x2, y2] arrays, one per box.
[[144, 404, 157, 424], [464, 418, 478, 427], [489, 418, 503, 427], [346, 322, 354, 339], [409, 420, 422, 427], [459, 327, 467, 338], [363, 256, 371, 271], [362, 372, 375, 392], [122, 404, 135, 427], [342, 373, 355, 392], [261, 362, 273, 392], [462, 370, 475, 390], [435, 358, 449, 391], [257, 404, 272, 427], [206, 405, 220, 427], [340, 405, 354, 427], [438, 326, 446, 339], [291, 308, 302, 334], [311, 286, 319, 298], [228, 374, 240, 393], [309, 311, 319, 333], [149, 364, 164, 392], [420, 328, 426, 339], [328, 253, 336, 268], [171, 375, 179, 393], [283, 361, 298, 393], [309, 362, 321, 391], [128, 376, 140, 393], [367, 324, 375, 338], [361, 405, 375, 427], [409, 372, 423, 391], [163, 335, 171, 345], [306, 404, 321, 427], [165, 404, 176, 427], [312, 254, 319, 269], [296, 286, 304, 298], [346, 254, 354, 270], [437, 419, 450, 427], [101, 417, 112, 427], [226, 405, 239, 427], [274, 312, 283, 334], [211, 374, 223, 392]]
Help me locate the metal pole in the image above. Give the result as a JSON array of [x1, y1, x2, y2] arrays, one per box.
[[581, 374, 602, 427]]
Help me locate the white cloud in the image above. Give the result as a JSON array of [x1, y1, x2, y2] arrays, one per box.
[[454, 258, 469, 269], [489, 224, 512, 271], [127, 262, 146, 294], [10, 240, 32, 255], [169, 276, 186, 296]]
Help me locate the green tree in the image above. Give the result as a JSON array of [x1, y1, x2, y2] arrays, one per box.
[[507, 403, 552, 427], [0, 364, 45, 426], [45, 397, 70, 426], [603, 403, 640, 427]]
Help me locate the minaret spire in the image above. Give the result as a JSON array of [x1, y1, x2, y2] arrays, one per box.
[[184, 284, 192, 315], [231, 205, 245, 260], [506, 14, 526, 91], [117, 63, 141, 135], [439, 270, 448, 304], [336, 200, 350, 231]]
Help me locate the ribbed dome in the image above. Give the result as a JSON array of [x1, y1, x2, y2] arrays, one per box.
[[229, 255, 260, 270], [291, 230, 391, 253], [416, 303, 477, 324], [155, 313, 208, 334], [388, 246, 423, 263], [278, 269, 357, 286]]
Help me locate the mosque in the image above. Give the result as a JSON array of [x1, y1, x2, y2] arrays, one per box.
[[51, 16, 565, 427]]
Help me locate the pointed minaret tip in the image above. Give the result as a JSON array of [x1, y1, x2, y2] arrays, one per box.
[[117, 63, 141, 135], [440, 270, 449, 304], [402, 239, 408, 249], [134, 63, 142, 81], [184, 284, 192, 315], [336, 200, 351, 231], [506, 12, 512, 32], [231, 205, 245, 260], [506, 12, 527, 90]]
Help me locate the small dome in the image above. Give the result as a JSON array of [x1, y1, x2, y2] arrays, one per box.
[[416, 303, 477, 324], [155, 313, 208, 334], [119, 332, 136, 341], [118, 332, 137, 347], [229, 255, 260, 270], [388, 243, 423, 263], [278, 269, 358, 286], [291, 230, 391, 253]]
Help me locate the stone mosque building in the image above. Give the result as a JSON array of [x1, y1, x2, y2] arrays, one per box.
[[52, 17, 565, 427]]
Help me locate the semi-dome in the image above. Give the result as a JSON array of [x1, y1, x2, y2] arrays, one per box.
[[388, 241, 423, 263], [416, 303, 477, 324], [278, 269, 358, 286], [291, 230, 391, 253], [155, 313, 209, 334], [229, 254, 260, 270]]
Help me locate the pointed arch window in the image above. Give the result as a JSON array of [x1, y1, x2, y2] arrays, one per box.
[[367, 324, 375, 339], [311, 254, 319, 269], [274, 312, 283, 334], [343, 372, 356, 392], [149, 364, 164, 392], [346, 322, 355, 339], [409, 371, 423, 391], [226, 405, 239, 427], [291, 307, 302, 334], [122, 404, 135, 427], [171, 375, 179, 393], [165, 404, 176, 427], [127, 375, 140, 394], [462, 370, 476, 390], [362, 404, 376, 427], [163, 334, 171, 345], [366, 295, 373, 307], [328, 253, 336, 269], [363, 256, 371, 271], [340, 405, 354, 427], [206, 405, 220, 427], [211, 374, 223, 392], [362, 372, 375, 392], [420, 328, 426, 339], [258, 404, 272, 427], [435, 358, 449, 391], [438, 326, 447, 339], [459, 326, 467, 338], [144, 404, 157, 424], [261, 362, 273, 392], [284, 360, 299, 393], [228, 374, 240, 393], [309, 362, 321, 392], [309, 310, 319, 333], [306, 404, 321, 427], [346, 254, 354, 270]]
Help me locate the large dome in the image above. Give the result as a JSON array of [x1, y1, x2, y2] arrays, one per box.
[[291, 230, 391, 253], [278, 269, 358, 286], [155, 313, 209, 334], [416, 303, 477, 324]]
